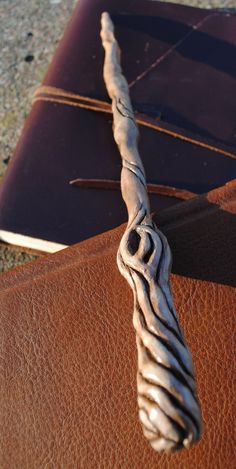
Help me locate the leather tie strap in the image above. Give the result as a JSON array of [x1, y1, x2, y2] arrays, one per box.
[[32, 85, 236, 161], [69, 178, 196, 201]]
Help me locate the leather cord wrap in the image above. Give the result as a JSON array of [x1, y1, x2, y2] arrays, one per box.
[[32, 86, 236, 161], [69, 178, 196, 201]]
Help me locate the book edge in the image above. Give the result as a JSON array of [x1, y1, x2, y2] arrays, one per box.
[[0, 230, 67, 254]]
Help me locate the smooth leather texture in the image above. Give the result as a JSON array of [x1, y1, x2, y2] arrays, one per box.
[[0, 182, 235, 468]]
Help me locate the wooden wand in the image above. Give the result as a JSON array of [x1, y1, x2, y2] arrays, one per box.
[[101, 12, 202, 453]]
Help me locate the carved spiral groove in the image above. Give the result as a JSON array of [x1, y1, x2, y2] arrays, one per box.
[[101, 12, 202, 452], [117, 207, 202, 451]]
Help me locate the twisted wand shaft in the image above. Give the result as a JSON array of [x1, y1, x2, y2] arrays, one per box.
[[101, 12, 202, 453]]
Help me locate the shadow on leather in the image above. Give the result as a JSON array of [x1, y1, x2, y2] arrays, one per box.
[[156, 192, 236, 287]]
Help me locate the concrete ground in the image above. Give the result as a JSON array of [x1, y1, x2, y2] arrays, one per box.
[[0, 0, 235, 272]]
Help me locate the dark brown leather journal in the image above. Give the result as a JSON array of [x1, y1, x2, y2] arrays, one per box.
[[0, 181, 235, 468], [0, 0, 236, 252]]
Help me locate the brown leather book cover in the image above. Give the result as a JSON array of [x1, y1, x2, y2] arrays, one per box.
[[0, 181, 235, 468], [0, 0, 236, 252]]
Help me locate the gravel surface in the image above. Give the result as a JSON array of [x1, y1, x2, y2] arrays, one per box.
[[0, 0, 236, 272]]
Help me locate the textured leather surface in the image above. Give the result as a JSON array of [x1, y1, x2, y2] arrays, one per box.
[[1, 0, 236, 247], [0, 182, 235, 468]]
